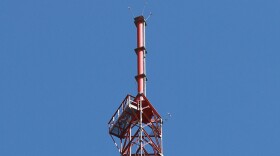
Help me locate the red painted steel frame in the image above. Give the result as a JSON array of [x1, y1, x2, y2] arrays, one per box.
[[109, 94, 163, 156], [108, 16, 163, 156]]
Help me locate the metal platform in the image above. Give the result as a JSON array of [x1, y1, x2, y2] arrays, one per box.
[[108, 95, 137, 138], [108, 94, 163, 156]]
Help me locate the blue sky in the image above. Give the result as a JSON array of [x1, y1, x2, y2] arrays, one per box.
[[0, 0, 280, 155]]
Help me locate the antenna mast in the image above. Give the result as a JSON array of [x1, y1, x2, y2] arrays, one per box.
[[134, 16, 147, 95], [108, 4, 163, 156]]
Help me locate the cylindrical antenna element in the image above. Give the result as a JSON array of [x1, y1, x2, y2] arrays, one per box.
[[134, 16, 146, 95]]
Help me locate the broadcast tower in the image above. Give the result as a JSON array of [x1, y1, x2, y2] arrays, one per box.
[[108, 13, 163, 156]]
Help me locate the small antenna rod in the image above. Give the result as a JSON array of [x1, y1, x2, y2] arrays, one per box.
[[128, 6, 135, 18], [145, 12, 152, 21], [141, 0, 148, 15]]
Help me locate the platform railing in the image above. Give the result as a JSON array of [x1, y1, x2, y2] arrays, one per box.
[[108, 94, 136, 130]]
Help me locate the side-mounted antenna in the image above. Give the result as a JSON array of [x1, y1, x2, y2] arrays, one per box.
[[128, 6, 135, 18], [145, 12, 152, 21], [164, 113, 172, 122]]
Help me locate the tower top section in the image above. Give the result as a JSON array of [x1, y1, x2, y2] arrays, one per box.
[[108, 6, 164, 156]]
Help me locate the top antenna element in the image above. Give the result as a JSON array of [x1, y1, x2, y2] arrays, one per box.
[[141, 0, 148, 15], [128, 6, 135, 18], [145, 12, 152, 21], [128, 0, 152, 21]]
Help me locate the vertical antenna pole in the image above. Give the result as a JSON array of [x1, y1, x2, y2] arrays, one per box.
[[135, 16, 146, 156], [129, 96, 132, 156], [143, 19, 147, 96], [161, 118, 164, 155], [134, 16, 146, 96], [139, 100, 143, 155]]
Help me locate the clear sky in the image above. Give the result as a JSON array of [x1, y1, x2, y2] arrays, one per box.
[[0, 0, 280, 156]]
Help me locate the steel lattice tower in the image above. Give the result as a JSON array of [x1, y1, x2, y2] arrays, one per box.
[[108, 15, 163, 156]]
